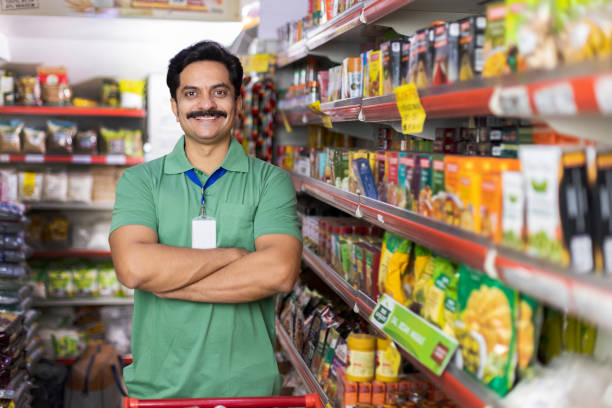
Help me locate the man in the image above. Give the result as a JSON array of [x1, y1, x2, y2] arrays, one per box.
[[109, 41, 302, 399]]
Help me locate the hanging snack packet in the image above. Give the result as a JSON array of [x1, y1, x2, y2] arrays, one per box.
[[119, 79, 146, 109], [100, 127, 126, 155], [456, 265, 518, 396], [73, 130, 98, 155], [421, 257, 457, 329], [410, 244, 432, 309], [379, 232, 412, 306], [47, 268, 74, 298], [442, 266, 460, 338], [22, 127, 46, 154], [0, 120, 23, 154], [98, 263, 120, 297], [46, 120, 76, 155], [73, 266, 99, 297]]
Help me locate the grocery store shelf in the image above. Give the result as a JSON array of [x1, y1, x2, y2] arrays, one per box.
[[0, 105, 146, 117], [294, 173, 612, 332], [26, 202, 114, 211], [281, 97, 362, 126], [362, 0, 415, 24], [306, 2, 364, 51], [0, 154, 143, 165], [31, 249, 112, 259], [34, 297, 133, 307], [275, 318, 330, 408], [56, 355, 133, 365], [301, 246, 499, 408]]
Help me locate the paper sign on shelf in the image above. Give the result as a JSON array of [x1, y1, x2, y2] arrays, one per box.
[[394, 83, 426, 134], [245, 54, 272, 73], [489, 86, 533, 117], [370, 294, 458, 376], [308, 101, 333, 129]]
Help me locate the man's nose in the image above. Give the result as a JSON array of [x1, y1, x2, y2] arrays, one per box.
[[197, 92, 217, 111]]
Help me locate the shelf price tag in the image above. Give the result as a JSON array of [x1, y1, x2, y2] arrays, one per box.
[[308, 101, 333, 128], [72, 155, 92, 164], [533, 82, 577, 116], [370, 294, 458, 376], [394, 83, 426, 134], [24, 155, 44, 163], [490, 86, 533, 117], [595, 76, 612, 114], [106, 155, 127, 165]]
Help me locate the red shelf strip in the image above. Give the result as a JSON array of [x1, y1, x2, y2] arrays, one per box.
[[32, 250, 112, 259], [0, 154, 143, 165], [0, 106, 146, 117]]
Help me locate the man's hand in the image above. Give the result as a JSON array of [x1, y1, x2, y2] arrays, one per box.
[[110, 225, 250, 293]]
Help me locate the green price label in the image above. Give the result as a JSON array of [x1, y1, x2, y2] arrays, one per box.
[[370, 294, 458, 376]]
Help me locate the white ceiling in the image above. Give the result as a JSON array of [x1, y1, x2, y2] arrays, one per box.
[[0, 14, 243, 84]]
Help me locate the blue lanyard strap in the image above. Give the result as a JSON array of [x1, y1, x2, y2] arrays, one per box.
[[185, 167, 227, 211]]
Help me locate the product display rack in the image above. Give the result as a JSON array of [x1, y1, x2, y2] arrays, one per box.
[[0, 154, 144, 165], [0, 106, 146, 118], [34, 297, 133, 307], [280, 59, 612, 125], [293, 173, 612, 334], [277, 0, 414, 67], [31, 250, 112, 259], [276, 318, 331, 408], [301, 246, 500, 408], [26, 202, 114, 211]]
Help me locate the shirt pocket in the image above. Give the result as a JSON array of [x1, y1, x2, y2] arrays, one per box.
[[217, 203, 256, 250]]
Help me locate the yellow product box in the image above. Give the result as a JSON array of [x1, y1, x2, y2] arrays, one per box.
[[368, 50, 383, 97], [481, 159, 520, 243], [458, 157, 483, 233]]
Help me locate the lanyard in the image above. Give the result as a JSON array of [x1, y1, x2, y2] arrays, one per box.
[[185, 167, 227, 216]]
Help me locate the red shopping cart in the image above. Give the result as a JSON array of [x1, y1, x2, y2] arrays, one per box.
[[123, 394, 322, 408]]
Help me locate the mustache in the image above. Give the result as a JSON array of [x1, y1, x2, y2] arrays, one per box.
[[186, 109, 228, 119]]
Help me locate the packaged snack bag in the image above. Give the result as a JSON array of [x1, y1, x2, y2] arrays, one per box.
[[379, 232, 412, 306], [483, 2, 510, 77], [456, 265, 518, 396], [516, 294, 542, 378], [422, 257, 457, 328], [501, 170, 525, 250]]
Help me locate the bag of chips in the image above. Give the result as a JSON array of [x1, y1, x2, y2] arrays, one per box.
[[46, 120, 76, 155], [0, 120, 23, 154], [22, 127, 46, 154]]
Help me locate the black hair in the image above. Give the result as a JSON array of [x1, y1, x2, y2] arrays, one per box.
[[166, 40, 243, 100]]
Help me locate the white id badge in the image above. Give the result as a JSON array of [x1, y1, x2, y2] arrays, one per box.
[[192, 216, 216, 249]]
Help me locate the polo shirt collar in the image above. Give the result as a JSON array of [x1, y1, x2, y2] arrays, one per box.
[[164, 135, 249, 175]]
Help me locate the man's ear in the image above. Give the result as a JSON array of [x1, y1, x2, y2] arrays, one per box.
[[170, 98, 179, 122], [235, 95, 243, 116]]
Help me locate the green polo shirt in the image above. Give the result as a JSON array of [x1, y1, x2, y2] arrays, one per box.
[[110, 136, 300, 399]]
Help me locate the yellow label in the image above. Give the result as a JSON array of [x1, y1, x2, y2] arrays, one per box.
[[308, 101, 333, 129], [245, 53, 271, 73], [23, 172, 36, 197], [280, 110, 292, 132], [394, 83, 426, 134], [346, 349, 375, 380]]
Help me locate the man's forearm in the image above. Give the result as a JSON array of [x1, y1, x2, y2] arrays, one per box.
[[112, 242, 246, 293], [156, 238, 301, 303]]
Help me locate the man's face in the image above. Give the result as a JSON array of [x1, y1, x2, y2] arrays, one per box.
[[171, 60, 241, 146]]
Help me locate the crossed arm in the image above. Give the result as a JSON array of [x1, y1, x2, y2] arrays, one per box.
[[109, 225, 302, 303]]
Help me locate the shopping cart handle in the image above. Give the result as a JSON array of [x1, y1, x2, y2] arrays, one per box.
[[123, 394, 321, 408]]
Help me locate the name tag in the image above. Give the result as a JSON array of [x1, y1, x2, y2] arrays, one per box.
[[192, 216, 216, 249]]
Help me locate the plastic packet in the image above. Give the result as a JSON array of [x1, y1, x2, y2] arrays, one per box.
[[46, 120, 76, 154], [379, 232, 412, 306], [0, 234, 24, 251], [18, 172, 43, 202], [124, 129, 143, 158], [98, 264, 120, 297], [517, 294, 542, 379], [422, 257, 457, 329], [47, 269, 73, 298], [42, 170, 68, 202], [42, 217, 69, 248], [0, 120, 23, 154], [16, 76, 41, 106], [37, 66, 71, 105], [0, 265, 27, 280], [100, 127, 125, 155], [119, 79, 145, 109], [74, 130, 98, 155], [67, 172, 93, 203], [22, 127, 46, 154], [73, 266, 98, 297], [0, 171, 18, 203]]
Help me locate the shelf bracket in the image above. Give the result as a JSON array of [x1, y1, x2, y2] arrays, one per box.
[[483, 249, 499, 280], [353, 303, 360, 314]]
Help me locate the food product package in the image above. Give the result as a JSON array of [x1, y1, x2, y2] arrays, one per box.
[[409, 29, 432, 88], [558, 1, 612, 64], [432, 22, 454, 85], [341, 57, 362, 99], [443, 156, 463, 227], [39, 328, 85, 359], [400, 36, 412, 85], [47, 269, 74, 298], [68, 172, 93, 203], [512, 0, 560, 71], [516, 294, 542, 379], [43, 216, 70, 248], [361, 51, 369, 98], [519, 146, 593, 271], [385, 151, 400, 206], [390, 40, 402, 89], [410, 244, 432, 310], [0, 171, 18, 202], [367, 50, 383, 97], [37, 66, 70, 105], [395, 152, 408, 209], [98, 264, 120, 297], [73, 130, 98, 155], [17, 76, 41, 106], [417, 154, 433, 217], [404, 153, 420, 212], [483, 2, 510, 77], [457, 16, 486, 81], [0, 120, 23, 154], [421, 257, 457, 329], [22, 127, 46, 154], [100, 127, 125, 155], [481, 159, 521, 243], [92, 167, 121, 203], [42, 170, 68, 202], [18, 172, 43, 202], [318, 70, 329, 102], [501, 170, 525, 250], [456, 265, 518, 396], [46, 120, 76, 155], [363, 243, 382, 300], [350, 157, 378, 199], [124, 129, 143, 158], [72, 266, 99, 297], [590, 149, 612, 275], [457, 157, 483, 233], [119, 79, 146, 109], [430, 155, 446, 220], [379, 232, 412, 306], [101, 79, 120, 107]]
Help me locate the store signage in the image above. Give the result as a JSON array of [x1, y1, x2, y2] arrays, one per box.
[[307, 101, 333, 129], [370, 294, 458, 376], [394, 83, 426, 134], [0, 0, 239, 21]]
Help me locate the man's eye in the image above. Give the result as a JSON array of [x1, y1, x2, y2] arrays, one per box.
[[215, 89, 227, 97], [185, 91, 196, 97]]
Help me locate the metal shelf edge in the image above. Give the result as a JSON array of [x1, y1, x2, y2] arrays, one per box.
[[275, 319, 330, 407]]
